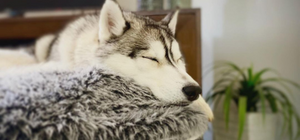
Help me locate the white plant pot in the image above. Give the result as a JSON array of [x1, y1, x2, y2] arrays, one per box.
[[213, 99, 278, 140]]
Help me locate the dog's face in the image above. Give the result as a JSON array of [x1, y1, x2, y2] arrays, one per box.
[[96, 0, 201, 103]]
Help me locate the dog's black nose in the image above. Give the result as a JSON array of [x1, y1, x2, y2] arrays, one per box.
[[182, 86, 202, 101]]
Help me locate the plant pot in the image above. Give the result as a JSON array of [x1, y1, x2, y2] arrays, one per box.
[[213, 99, 278, 140]]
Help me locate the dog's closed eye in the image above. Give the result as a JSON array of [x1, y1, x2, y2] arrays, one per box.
[[142, 56, 159, 63]]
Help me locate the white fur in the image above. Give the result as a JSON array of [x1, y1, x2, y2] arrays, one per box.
[[11, 0, 213, 122], [190, 96, 214, 122], [100, 40, 213, 121], [98, 0, 126, 42], [35, 34, 56, 62], [168, 10, 179, 35], [0, 61, 69, 77], [53, 14, 99, 67], [0, 49, 36, 70], [161, 10, 179, 35]]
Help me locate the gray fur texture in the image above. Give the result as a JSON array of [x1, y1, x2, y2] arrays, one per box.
[[0, 67, 208, 140], [47, 12, 178, 63]]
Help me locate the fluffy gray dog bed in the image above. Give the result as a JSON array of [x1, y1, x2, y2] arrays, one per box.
[[0, 67, 208, 140]]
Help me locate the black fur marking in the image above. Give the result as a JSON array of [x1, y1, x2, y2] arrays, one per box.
[[146, 24, 174, 38], [128, 46, 148, 58], [169, 40, 175, 63], [161, 11, 176, 25], [123, 21, 131, 34], [128, 50, 137, 58], [142, 56, 159, 63], [159, 35, 175, 67]]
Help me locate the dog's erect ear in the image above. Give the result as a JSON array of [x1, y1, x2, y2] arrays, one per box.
[[161, 10, 179, 35], [98, 0, 126, 42]]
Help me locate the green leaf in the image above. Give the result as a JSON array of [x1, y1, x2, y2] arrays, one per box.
[[238, 96, 247, 140], [296, 116, 300, 139], [215, 67, 236, 77], [205, 61, 300, 139], [279, 103, 289, 137], [214, 93, 223, 110], [262, 78, 300, 90], [263, 86, 290, 104], [287, 104, 293, 139], [282, 78, 300, 90], [205, 90, 225, 104], [265, 93, 278, 113], [258, 88, 266, 122], [264, 87, 297, 139], [206, 78, 234, 94], [224, 62, 247, 81], [276, 101, 295, 139], [202, 64, 220, 79], [223, 85, 232, 129], [202, 61, 233, 78], [247, 67, 254, 86], [210, 61, 247, 80], [253, 68, 271, 84], [260, 78, 300, 99]]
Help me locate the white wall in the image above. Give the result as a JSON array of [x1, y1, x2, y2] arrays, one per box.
[[116, 0, 138, 11], [192, 0, 300, 139]]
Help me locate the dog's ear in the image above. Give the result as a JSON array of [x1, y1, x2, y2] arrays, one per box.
[[161, 10, 179, 35], [98, 0, 126, 42]]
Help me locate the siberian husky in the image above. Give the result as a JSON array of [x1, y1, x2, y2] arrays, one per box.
[[5, 0, 214, 121]]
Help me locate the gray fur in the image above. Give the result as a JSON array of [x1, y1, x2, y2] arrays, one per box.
[[46, 12, 176, 63], [0, 66, 208, 140]]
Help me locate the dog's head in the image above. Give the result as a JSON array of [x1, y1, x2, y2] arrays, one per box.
[[96, 0, 201, 104]]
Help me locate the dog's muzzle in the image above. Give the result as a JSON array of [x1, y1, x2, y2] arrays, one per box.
[[189, 96, 214, 122]]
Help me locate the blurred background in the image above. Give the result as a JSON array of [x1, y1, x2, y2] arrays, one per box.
[[192, 0, 300, 139], [0, 0, 299, 140]]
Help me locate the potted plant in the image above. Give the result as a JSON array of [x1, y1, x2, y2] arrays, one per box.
[[205, 62, 300, 140]]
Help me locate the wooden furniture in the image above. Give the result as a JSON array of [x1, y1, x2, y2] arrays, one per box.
[[0, 9, 202, 85]]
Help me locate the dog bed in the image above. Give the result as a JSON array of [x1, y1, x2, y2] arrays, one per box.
[[0, 66, 208, 140]]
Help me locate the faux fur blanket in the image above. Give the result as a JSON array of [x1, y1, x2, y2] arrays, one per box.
[[0, 67, 208, 140]]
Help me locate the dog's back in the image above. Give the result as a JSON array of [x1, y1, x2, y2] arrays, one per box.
[[48, 15, 100, 67], [0, 49, 36, 70]]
